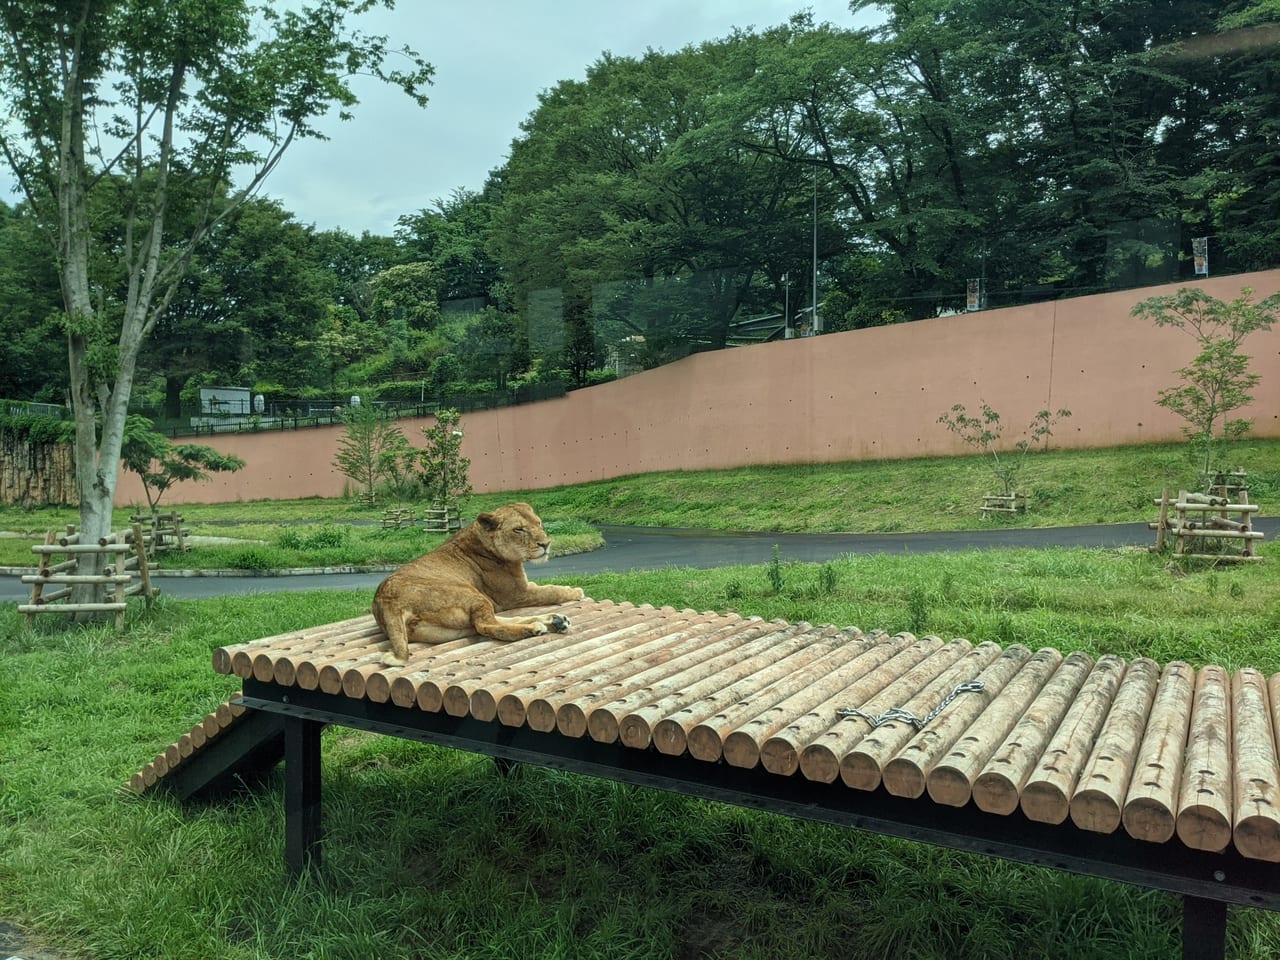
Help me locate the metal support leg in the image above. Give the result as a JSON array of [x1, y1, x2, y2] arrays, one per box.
[[284, 717, 323, 877], [1182, 896, 1227, 960]]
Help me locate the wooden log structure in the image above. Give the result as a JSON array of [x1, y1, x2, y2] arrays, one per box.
[[21, 524, 158, 627], [380, 507, 416, 529], [1150, 489, 1265, 562], [139, 600, 1280, 959]]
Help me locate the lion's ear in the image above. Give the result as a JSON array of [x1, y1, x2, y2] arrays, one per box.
[[476, 512, 500, 531]]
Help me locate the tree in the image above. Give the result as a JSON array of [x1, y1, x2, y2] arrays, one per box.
[[1133, 286, 1279, 483], [120, 416, 244, 515], [332, 402, 411, 503], [0, 1, 431, 602], [416, 408, 471, 509], [0, 201, 65, 400], [938, 402, 1071, 501]]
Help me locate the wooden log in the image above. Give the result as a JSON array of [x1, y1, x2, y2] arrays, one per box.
[[883, 645, 1033, 799], [782, 637, 957, 781], [1069, 657, 1162, 833], [512, 612, 730, 730], [582, 619, 803, 745], [30, 543, 134, 553], [1163, 528, 1263, 540], [837, 642, 1003, 791], [19, 601, 125, 613], [1020, 654, 1127, 825], [677, 628, 879, 761], [440, 606, 658, 717], [245, 621, 386, 681], [387, 638, 509, 707], [388, 600, 625, 704], [20, 573, 133, 584], [727, 632, 936, 773], [214, 614, 375, 675], [319, 650, 387, 696], [553, 616, 773, 739], [927, 647, 1063, 807], [292, 628, 411, 690], [476, 610, 705, 723], [1231, 668, 1280, 861], [1121, 661, 1195, 844], [132, 522, 154, 604], [971, 651, 1095, 815], [621, 624, 838, 751], [1175, 665, 1234, 853]]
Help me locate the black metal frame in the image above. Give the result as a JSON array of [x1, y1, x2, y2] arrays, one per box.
[[240, 679, 1280, 960]]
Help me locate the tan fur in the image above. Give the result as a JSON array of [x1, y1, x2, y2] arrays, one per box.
[[372, 502, 585, 666]]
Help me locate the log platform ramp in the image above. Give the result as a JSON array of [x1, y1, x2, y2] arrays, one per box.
[[142, 598, 1280, 959]]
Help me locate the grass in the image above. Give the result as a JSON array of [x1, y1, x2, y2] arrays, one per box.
[[3, 536, 1280, 958], [2, 439, 1280, 957]]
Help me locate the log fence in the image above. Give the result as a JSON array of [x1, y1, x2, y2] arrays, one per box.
[[423, 502, 463, 533], [1150, 488, 1263, 562], [980, 493, 1027, 515], [129, 512, 189, 555], [380, 507, 416, 529], [20, 523, 158, 628]]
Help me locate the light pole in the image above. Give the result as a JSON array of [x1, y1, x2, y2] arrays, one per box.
[[783, 272, 792, 339], [812, 149, 821, 335]]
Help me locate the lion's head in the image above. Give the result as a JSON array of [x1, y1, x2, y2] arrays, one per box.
[[473, 502, 554, 564]]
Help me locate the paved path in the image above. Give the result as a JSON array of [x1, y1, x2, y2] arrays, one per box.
[[4, 519, 1274, 604]]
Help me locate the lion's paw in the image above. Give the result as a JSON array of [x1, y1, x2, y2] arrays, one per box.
[[380, 650, 407, 667], [549, 614, 570, 633], [569, 587, 585, 600], [526, 621, 549, 637]]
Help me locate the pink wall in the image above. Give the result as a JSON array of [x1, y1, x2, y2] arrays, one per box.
[[115, 270, 1280, 506]]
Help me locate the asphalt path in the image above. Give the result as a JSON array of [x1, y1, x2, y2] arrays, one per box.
[[4, 519, 1274, 603]]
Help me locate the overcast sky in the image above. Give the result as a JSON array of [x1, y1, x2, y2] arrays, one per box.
[[265, 1, 875, 236]]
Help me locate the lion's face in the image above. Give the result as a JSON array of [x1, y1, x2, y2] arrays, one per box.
[[474, 502, 553, 564]]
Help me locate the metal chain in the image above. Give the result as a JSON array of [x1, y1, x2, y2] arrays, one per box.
[[835, 679, 986, 731]]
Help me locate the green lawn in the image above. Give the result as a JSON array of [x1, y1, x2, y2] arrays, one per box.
[[2, 528, 1279, 958]]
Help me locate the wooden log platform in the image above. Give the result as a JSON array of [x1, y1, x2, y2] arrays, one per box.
[[199, 598, 1280, 863], [139, 599, 1280, 959]]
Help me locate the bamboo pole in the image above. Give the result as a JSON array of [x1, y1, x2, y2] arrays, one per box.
[[1019, 654, 1127, 825], [1120, 661, 1195, 844], [835, 642, 1001, 791], [1069, 657, 1161, 833], [1231, 668, 1280, 861], [788, 637, 962, 782], [927, 647, 1063, 807], [883, 645, 1033, 800], [1175, 665, 1234, 853], [971, 651, 1095, 815]]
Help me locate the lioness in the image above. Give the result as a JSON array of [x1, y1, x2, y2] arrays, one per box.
[[372, 502, 585, 666]]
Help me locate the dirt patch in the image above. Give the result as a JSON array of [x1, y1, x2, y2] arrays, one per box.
[[0, 919, 84, 960]]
